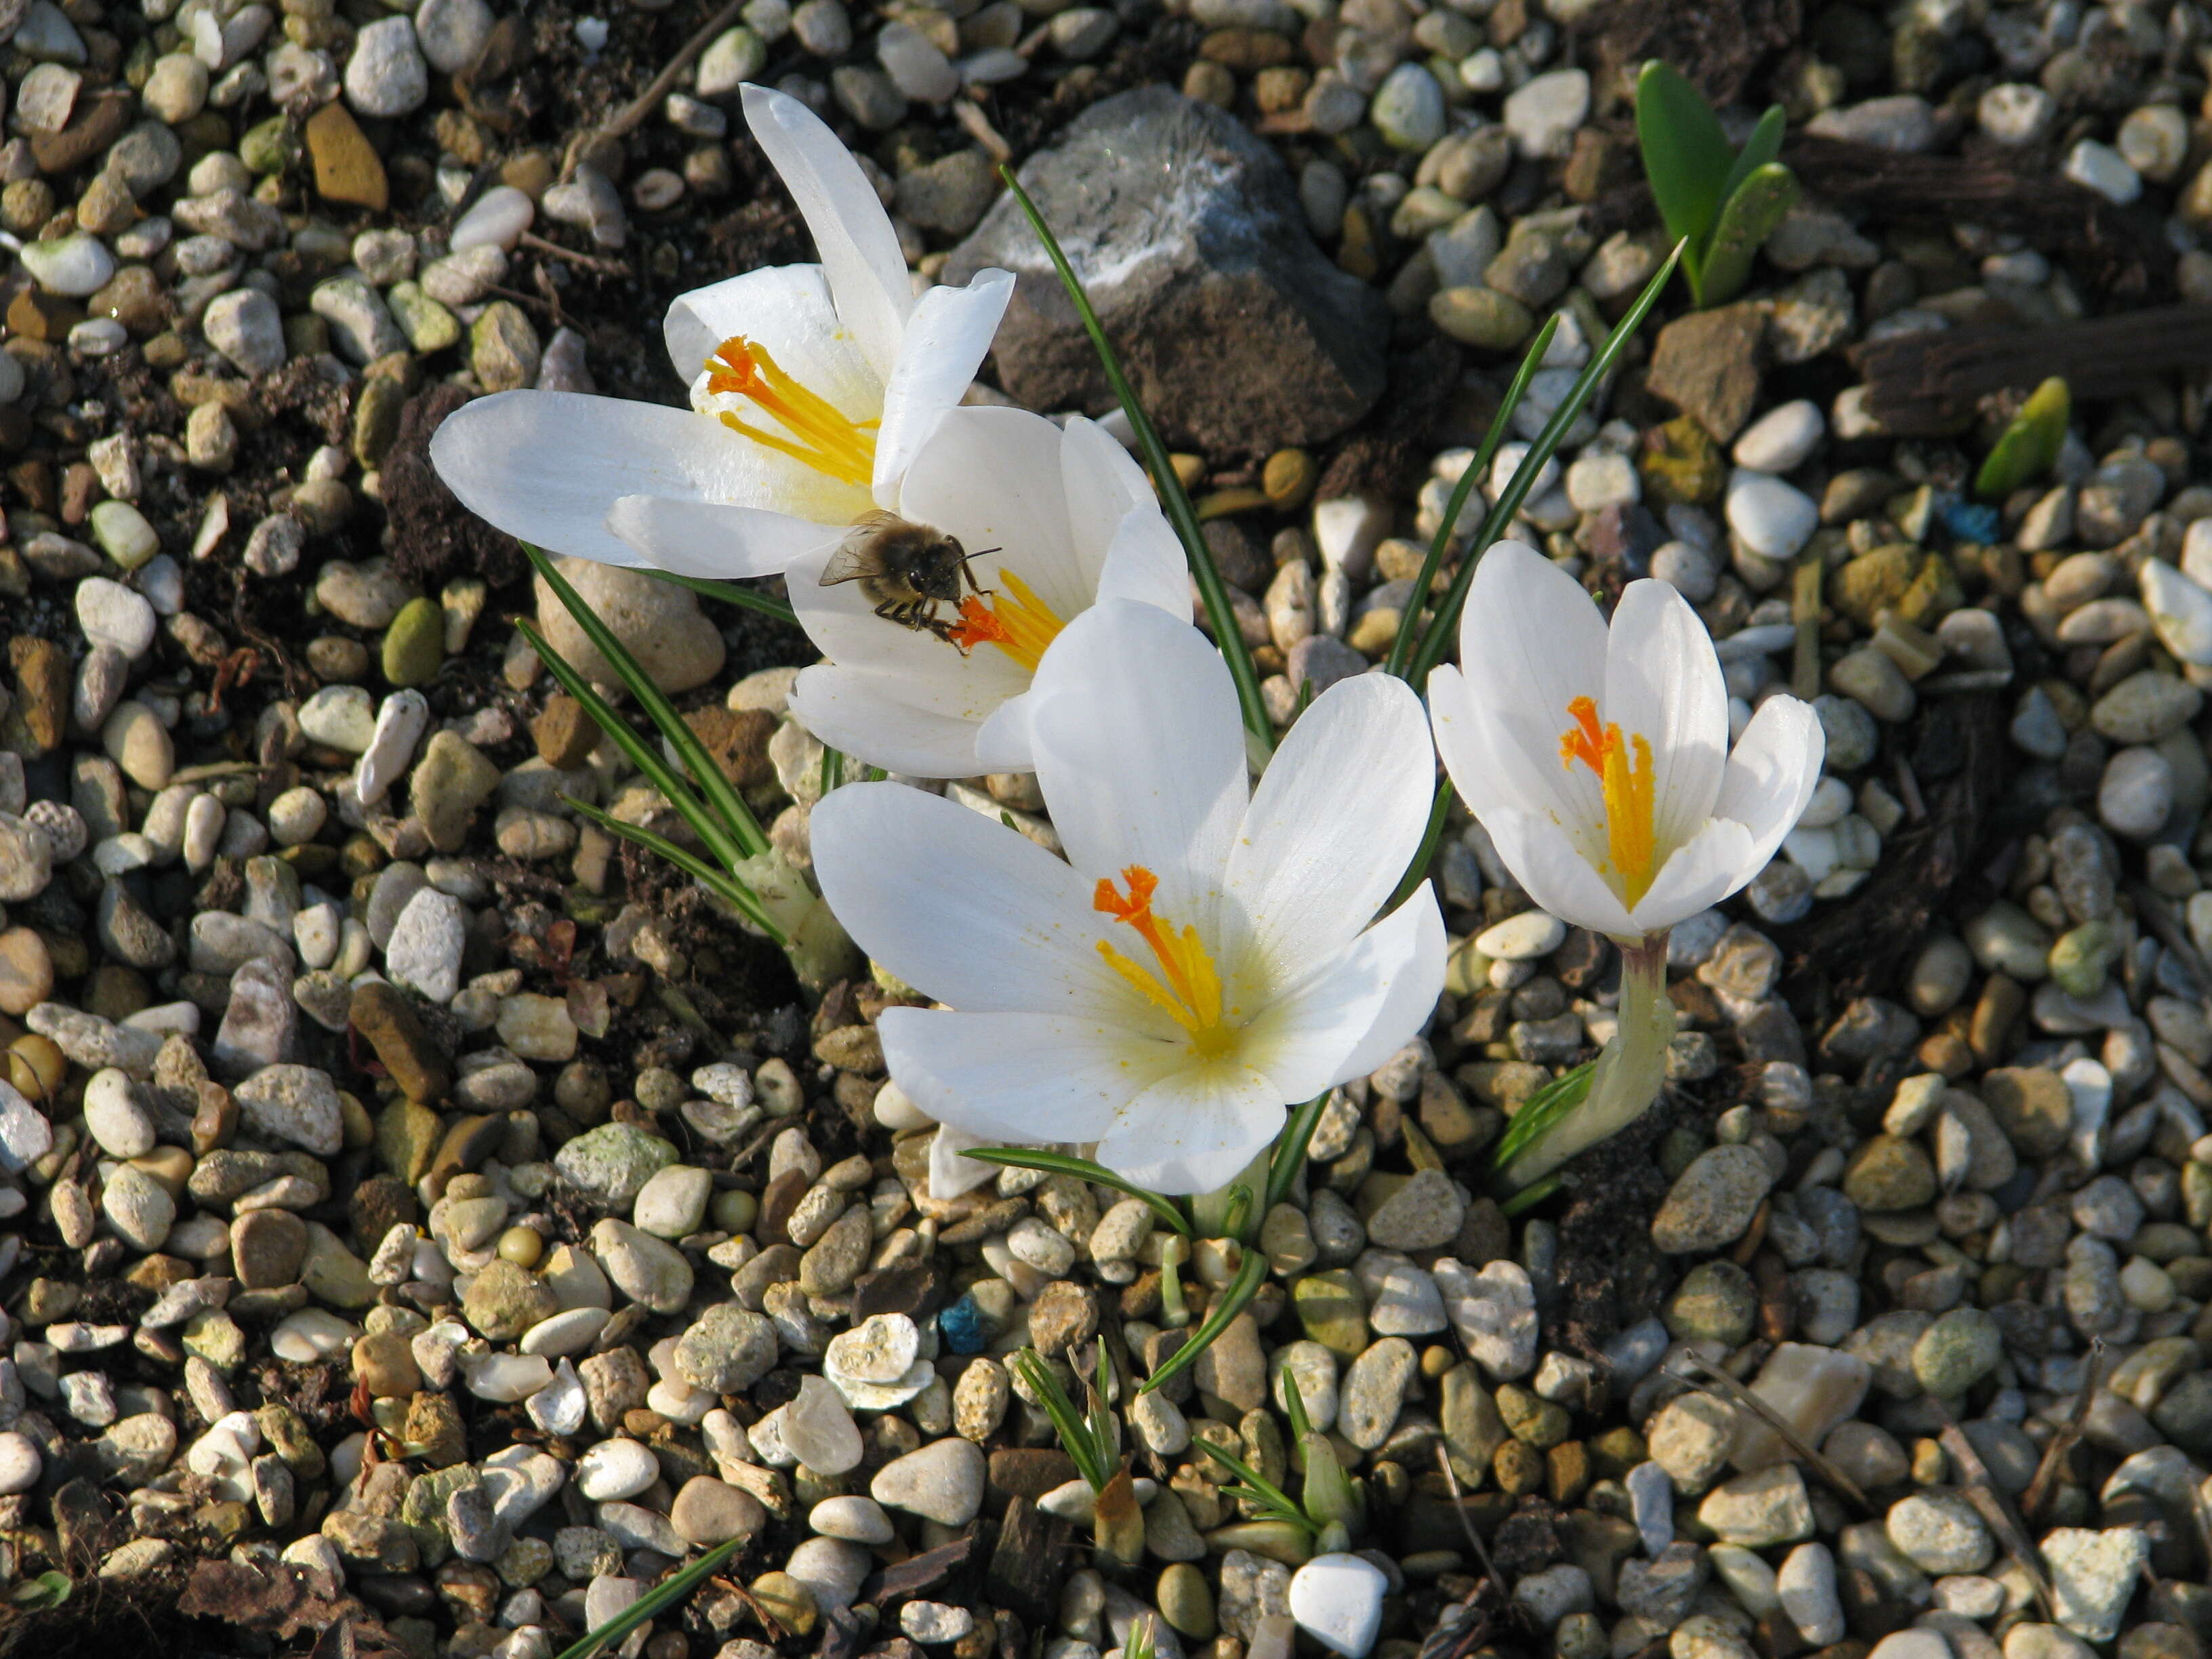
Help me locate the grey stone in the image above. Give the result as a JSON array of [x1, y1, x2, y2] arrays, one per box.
[[945, 88, 1386, 451]]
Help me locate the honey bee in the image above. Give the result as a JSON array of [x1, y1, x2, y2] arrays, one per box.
[[818, 512, 997, 644]]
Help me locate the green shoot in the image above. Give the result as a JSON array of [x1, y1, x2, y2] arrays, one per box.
[[962, 1147, 1191, 1237], [1383, 315, 1559, 679], [1499, 1172, 1561, 1216], [9, 1571, 70, 1610], [1195, 1436, 1315, 1535], [1262, 1090, 1332, 1217], [1140, 1244, 1265, 1396], [1278, 1365, 1314, 1444], [1126, 1614, 1160, 1659], [1406, 243, 1683, 688], [523, 543, 854, 987], [1011, 1347, 1120, 1493], [1386, 778, 1454, 912], [819, 743, 844, 797], [1223, 1183, 1252, 1242], [997, 165, 1273, 756], [640, 567, 799, 627], [553, 1538, 744, 1659], [1635, 61, 1798, 308], [1975, 377, 2070, 499], [1490, 1061, 1596, 1173]]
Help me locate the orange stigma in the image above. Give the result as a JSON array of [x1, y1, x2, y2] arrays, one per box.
[[1558, 695, 1658, 905], [945, 568, 1064, 669], [704, 335, 877, 487], [1094, 865, 1233, 1057]]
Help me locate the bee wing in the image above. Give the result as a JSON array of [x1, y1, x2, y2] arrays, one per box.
[[817, 543, 874, 587], [818, 512, 903, 588]]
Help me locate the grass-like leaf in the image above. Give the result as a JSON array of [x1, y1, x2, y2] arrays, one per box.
[[1975, 376, 2070, 500], [1385, 777, 1454, 912], [996, 165, 1273, 755], [516, 615, 753, 878], [1385, 316, 1558, 679], [1195, 1436, 1315, 1534], [561, 794, 783, 940], [1127, 1614, 1160, 1659], [1491, 1061, 1596, 1172], [1140, 1244, 1266, 1396], [526, 544, 771, 859], [1406, 241, 1684, 688], [1262, 1089, 1331, 1218], [1694, 160, 1799, 308], [554, 1537, 744, 1659], [1498, 1172, 1560, 1217], [962, 1146, 1192, 1237], [1278, 1364, 1313, 1444], [1636, 60, 1736, 259], [1012, 1347, 1118, 1492], [640, 567, 799, 626], [819, 743, 844, 797]]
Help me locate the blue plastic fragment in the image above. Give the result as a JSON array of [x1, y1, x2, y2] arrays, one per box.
[[940, 1294, 986, 1353], [1943, 500, 1999, 544]]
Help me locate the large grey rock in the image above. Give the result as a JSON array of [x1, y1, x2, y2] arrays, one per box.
[[944, 88, 1387, 451]]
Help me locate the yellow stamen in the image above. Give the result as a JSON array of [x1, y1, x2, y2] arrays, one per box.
[[1558, 695, 1657, 905], [1094, 865, 1234, 1059], [704, 335, 878, 488], [946, 567, 1066, 670]]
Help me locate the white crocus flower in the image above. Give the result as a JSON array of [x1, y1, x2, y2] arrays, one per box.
[[429, 84, 1012, 575], [1428, 541, 1822, 1183], [784, 406, 1191, 777], [811, 600, 1446, 1195]]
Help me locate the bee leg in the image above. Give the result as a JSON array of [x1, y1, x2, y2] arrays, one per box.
[[958, 548, 1000, 596]]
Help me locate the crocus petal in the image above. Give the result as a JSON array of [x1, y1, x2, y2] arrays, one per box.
[[663, 264, 882, 424], [789, 666, 987, 778], [973, 691, 1036, 773], [430, 390, 808, 569], [871, 270, 1015, 504], [1245, 888, 1444, 1101], [605, 496, 843, 578], [895, 407, 1093, 621], [1627, 816, 1759, 934], [789, 539, 1035, 722], [1450, 542, 1611, 837], [1093, 1063, 1285, 1195], [879, 1006, 1176, 1147], [1026, 600, 1249, 930], [811, 781, 1122, 1010], [1604, 578, 1729, 857], [1090, 504, 1193, 621], [1482, 802, 1638, 940], [1226, 673, 1434, 979], [1431, 663, 1607, 878], [739, 84, 912, 383], [1059, 417, 1156, 588], [1715, 694, 1826, 867]]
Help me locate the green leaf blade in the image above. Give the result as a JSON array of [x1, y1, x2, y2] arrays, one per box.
[[1635, 60, 1736, 256], [1721, 104, 1788, 202], [995, 167, 1273, 757], [960, 1146, 1192, 1236], [554, 1538, 745, 1659], [1694, 161, 1799, 309]]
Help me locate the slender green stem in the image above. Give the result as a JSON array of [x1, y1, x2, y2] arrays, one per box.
[[1383, 316, 1559, 680], [640, 567, 800, 626], [1263, 1090, 1331, 1217], [553, 1538, 744, 1659], [1387, 778, 1454, 913], [961, 1147, 1191, 1237], [1498, 1174, 1561, 1217], [820, 743, 844, 797], [562, 795, 783, 941], [526, 545, 773, 859], [996, 166, 1273, 756], [1141, 1244, 1265, 1396], [1406, 243, 1685, 687], [515, 617, 754, 878]]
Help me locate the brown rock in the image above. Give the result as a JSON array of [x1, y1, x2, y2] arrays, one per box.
[[305, 102, 388, 210], [6, 287, 83, 344], [30, 89, 132, 174], [1645, 302, 1768, 444], [9, 635, 68, 751], [684, 705, 779, 792], [533, 693, 598, 769], [232, 1208, 308, 1289], [349, 981, 452, 1105]]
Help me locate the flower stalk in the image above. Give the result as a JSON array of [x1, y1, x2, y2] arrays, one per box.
[[1498, 937, 1675, 1188]]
